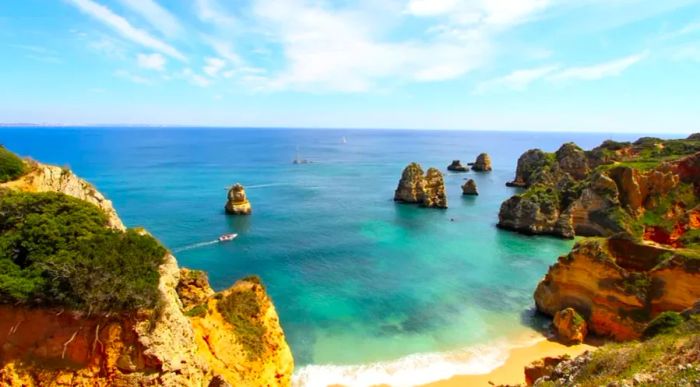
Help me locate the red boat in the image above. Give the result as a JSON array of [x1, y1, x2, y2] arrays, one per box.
[[218, 233, 238, 242]]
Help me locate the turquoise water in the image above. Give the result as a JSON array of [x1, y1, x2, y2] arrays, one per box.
[[1, 128, 677, 384]]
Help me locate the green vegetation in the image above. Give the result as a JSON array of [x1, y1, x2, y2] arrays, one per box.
[[185, 303, 208, 317], [0, 146, 27, 183], [643, 311, 685, 338], [217, 286, 267, 359], [520, 183, 560, 207], [618, 272, 652, 299], [555, 315, 700, 386], [0, 190, 166, 313]]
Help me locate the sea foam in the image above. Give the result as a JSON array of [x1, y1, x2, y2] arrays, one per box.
[[292, 338, 540, 387]]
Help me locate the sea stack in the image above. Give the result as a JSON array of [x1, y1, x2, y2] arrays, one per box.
[[447, 160, 469, 172], [471, 153, 492, 172], [225, 183, 252, 215], [394, 163, 447, 208], [422, 168, 447, 208], [461, 179, 478, 195]]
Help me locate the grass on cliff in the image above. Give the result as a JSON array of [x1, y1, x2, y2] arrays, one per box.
[[557, 315, 700, 386], [217, 285, 267, 360], [0, 146, 27, 183], [0, 190, 166, 313]]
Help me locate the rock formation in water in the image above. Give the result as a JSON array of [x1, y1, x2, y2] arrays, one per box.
[[422, 168, 448, 208], [471, 153, 492, 172], [461, 179, 478, 195], [394, 163, 447, 208], [225, 183, 252, 215], [0, 152, 293, 386], [447, 160, 469, 172]]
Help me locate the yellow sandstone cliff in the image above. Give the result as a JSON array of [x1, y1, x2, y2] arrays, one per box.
[[0, 161, 294, 386]]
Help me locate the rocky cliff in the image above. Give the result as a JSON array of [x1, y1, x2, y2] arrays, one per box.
[[225, 183, 252, 215], [518, 135, 700, 341], [0, 156, 293, 386]]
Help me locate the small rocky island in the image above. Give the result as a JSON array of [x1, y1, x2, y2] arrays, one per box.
[[225, 183, 252, 215], [470, 153, 492, 172], [394, 162, 447, 208], [447, 160, 469, 172], [461, 179, 478, 195]]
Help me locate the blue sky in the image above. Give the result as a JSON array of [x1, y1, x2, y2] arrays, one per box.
[[1, 0, 699, 132]]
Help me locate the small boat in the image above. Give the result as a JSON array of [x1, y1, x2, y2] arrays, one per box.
[[341, 136, 347, 144], [218, 233, 238, 242]]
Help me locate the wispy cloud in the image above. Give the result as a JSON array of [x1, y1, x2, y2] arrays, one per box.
[[11, 44, 63, 64], [194, 0, 237, 27], [549, 51, 649, 81], [203, 57, 226, 76], [117, 0, 183, 37], [181, 68, 211, 87], [67, 0, 186, 61], [115, 69, 152, 84], [137, 52, 166, 71], [476, 65, 559, 93]]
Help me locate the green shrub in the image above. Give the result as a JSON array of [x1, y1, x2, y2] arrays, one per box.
[[0, 190, 166, 312], [185, 303, 208, 317], [217, 287, 267, 359], [643, 311, 685, 338], [0, 146, 27, 183]]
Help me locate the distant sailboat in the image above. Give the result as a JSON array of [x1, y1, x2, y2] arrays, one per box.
[[293, 146, 311, 164], [341, 136, 347, 144]]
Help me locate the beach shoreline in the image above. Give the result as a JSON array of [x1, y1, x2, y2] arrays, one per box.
[[422, 338, 596, 387]]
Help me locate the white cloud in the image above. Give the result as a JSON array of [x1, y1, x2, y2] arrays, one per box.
[[203, 57, 226, 76], [67, 0, 186, 61], [549, 51, 648, 81], [181, 68, 211, 87], [137, 52, 167, 71], [406, 0, 551, 27], [476, 65, 559, 93], [406, 0, 460, 16], [115, 69, 152, 84], [117, 0, 183, 37], [195, 0, 237, 27]]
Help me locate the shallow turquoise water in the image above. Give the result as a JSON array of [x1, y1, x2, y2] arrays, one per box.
[[1, 128, 676, 380]]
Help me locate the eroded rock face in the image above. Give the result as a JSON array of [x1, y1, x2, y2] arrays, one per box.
[[447, 160, 468, 172], [462, 179, 478, 195], [225, 183, 252, 215], [555, 143, 590, 181], [422, 168, 447, 208], [534, 238, 700, 340], [394, 163, 447, 208], [394, 162, 425, 203], [498, 188, 574, 238], [553, 308, 587, 345], [0, 162, 124, 230], [506, 149, 551, 188], [177, 268, 215, 309], [471, 153, 492, 172], [525, 356, 567, 386]]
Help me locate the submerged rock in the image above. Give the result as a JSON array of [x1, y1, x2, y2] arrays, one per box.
[[422, 168, 447, 208], [447, 160, 469, 172], [394, 163, 447, 208], [225, 183, 252, 215], [553, 308, 588, 345], [471, 153, 492, 172], [461, 179, 478, 195]]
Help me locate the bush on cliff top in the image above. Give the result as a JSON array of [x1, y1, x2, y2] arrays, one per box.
[[0, 190, 166, 313], [217, 285, 267, 359], [0, 146, 27, 183]]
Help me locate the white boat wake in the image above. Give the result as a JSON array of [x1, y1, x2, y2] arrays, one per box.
[[172, 239, 219, 253]]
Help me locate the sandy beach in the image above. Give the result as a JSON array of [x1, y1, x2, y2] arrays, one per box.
[[422, 339, 595, 387]]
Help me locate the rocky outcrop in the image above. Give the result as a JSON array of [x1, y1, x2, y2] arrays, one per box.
[[0, 161, 124, 230], [497, 186, 574, 238], [394, 163, 447, 208], [534, 237, 700, 340], [422, 168, 448, 208], [225, 183, 252, 215], [471, 153, 492, 172], [446, 160, 468, 172], [553, 308, 587, 345], [394, 162, 425, 203], [525, 356, 567, 386], [462, 179, 478, 195], [0, 161, 293, 386]]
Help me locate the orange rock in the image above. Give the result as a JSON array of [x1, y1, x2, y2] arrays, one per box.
[[553, 308, 587, 345]]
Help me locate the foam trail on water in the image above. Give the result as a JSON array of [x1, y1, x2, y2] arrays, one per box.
[[172, 240, 219, 253], [246, 183, 292, 189], [292, 339, 529, 387]]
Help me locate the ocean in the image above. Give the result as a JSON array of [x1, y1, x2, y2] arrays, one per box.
[[0, 127, 682, 386]]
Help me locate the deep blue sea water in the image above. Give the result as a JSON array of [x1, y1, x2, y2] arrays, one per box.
[[0, 128, 684, 385]]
